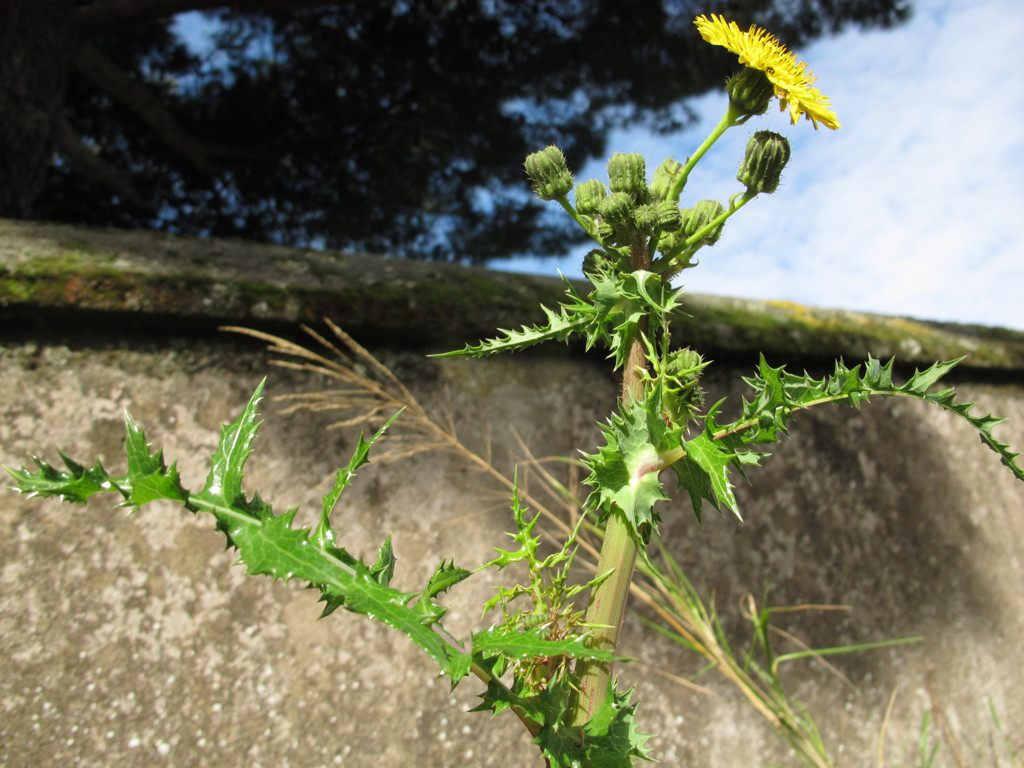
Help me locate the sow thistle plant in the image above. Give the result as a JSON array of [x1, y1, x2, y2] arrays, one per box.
[[8, 15, 1023, 768]]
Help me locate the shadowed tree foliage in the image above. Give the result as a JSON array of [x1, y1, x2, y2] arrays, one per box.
[[3, 0, 910, 261]]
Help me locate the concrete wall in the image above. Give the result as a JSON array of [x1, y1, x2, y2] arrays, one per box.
[[2, 221, 1023, 767]]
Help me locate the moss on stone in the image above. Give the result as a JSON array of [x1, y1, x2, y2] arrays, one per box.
[[2, 218, 1022, 371]]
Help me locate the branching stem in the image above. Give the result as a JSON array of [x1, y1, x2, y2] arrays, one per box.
[[570, 234, 651, 725]]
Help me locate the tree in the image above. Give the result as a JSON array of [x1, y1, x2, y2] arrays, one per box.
[[2, 0, 910, 261]]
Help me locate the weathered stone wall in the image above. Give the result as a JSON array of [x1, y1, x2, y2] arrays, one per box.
[[2, 221, 1023, 767]]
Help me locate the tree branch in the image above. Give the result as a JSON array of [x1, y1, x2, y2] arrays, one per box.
[[53, 114, 155, 212], [74, 42, 314, 175], [75, 42, 219, 176], [74, 0, 357, 36]]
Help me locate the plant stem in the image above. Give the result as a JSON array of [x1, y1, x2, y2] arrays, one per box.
[[570, 235, 651, 726], [666, 103, 744, 204]]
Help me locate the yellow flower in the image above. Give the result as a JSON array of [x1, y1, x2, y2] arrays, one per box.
[[694, 14, 840, 130]]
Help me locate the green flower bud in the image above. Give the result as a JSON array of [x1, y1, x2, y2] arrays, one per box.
[[634, 201, 683, 235], [524, 145, 574, 201], [666, 347, 705, 379], [632, 203, 659, 231], [737, 130, 791, 195], [662, 347, 707, 426], [653, 200, 683, 232], [649, 156, 684, 202], [725, 68, 775, 118], [680, 199, 726, 245], [597, 191, 635, 224], [607, 152, 647, 198], [582, 248, 614, 277], [656, 229, 684, 257], [573, 178, 607, 215]]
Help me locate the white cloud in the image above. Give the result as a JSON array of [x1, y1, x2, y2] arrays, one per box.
[[494, 0, 1024, 331]]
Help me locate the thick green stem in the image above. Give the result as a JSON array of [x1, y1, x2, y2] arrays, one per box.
[[570, 236, 650, 726], [569, 507, 639, 723], [567, 105, 747, 727]]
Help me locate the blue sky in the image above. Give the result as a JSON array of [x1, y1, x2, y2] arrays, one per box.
[[492, 0, 1024, 331]]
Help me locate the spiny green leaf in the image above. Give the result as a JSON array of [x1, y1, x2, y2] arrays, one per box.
[[589, 269, 685, 371], [474, 678, 651, 768], [434, 303, 589, 358], [707, 355, 1024, 484], [7, 381, 474, 682], [124, 413, 189, 507], [5, 417, 187, 511], [6, 452, 127, 505], [472, 625, 621, 663], [671, 432, 743, 524], [472, 674, 570, 724], [573, 686, 652, 768], [432, 277, 602, 358], [423, 558, 472, 601], [367, 536, 397, 588], [313, 413, 402, 548], [483, 484, 542, 570], [582, 402, 678, 542], [198, 378, 265, 509]]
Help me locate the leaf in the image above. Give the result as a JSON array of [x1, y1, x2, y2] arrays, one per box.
[[198, 379, 265, 509], [313, 412, 402, 548], [470, 676, 650, 767], [679, 432, 741, 520], [481, 481, 542, 570], [6, 381, 474, 683], [709, 355, 1024, 484], [472, 625, 622, 663], [7, 452, 126, 505], [582, 401, 678, 541], [669, 430, 747, 525], [423, 558, 472, 601], [123, 413, 190, 507], [367, 536, 397, 588], [574, 687, 653, 768], [589, 269, 685, 371], [432, 277, 602, 358]]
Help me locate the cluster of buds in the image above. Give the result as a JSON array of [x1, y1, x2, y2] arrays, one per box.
[[523, 149, 689, 259], [588, 153, 689, 250], [523, 131, 791, 278]]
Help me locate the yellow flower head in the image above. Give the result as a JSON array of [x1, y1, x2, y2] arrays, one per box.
[[694, 14, 840, 130]]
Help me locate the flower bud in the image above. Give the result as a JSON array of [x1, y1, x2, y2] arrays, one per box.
[[582, 249, 613, 277], [656, 229, 684, 257], [632, 203, 659, 231], [524, 146, 574, 201], [634, 200, 683, 234], [573, 179, 607, 215], [666, 347, 705, 379], [607, 152, 647, 198], [725, 68, 775, 118], [663, 347, 707, 426], [737, 130, 791, 195], [597, 191, 635, 224], [680, 199, 726, 245], [649, 156, 684, 202], [653, 200, 683, 232]]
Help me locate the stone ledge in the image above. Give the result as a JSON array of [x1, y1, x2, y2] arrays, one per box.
[[3, 218, 1023, 370]]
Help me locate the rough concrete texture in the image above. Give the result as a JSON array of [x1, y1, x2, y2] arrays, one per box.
[[2, 223, 1024, 767], [3, 332, 1023, 768]]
